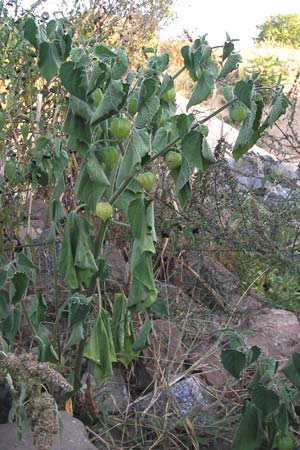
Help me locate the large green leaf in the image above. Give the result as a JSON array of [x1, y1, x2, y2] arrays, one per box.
[[60, 61, 88, 101], [28, 293, 47, 329], [23, 17, 39, 49], [182, 131, 203, 169], [217, 53, 242, 80], [221, 349, 247, 379], [9, 272, 29, 304], [91, 80, 129, 125], [58, 212, 98, 288], [152, 127, 170, 152], [135, 95, 160, 128], [63, 107, 91, 143], [58, 212, 78, 289], [3, 304, 22, 345], [69, 97, 92, 122], [132, 316, 152, 352], [69, 294, 93, 327], [282, 352, 300, 390], [128, 198, 146, 239], [116, 128, 150, 186], [232, 100, 263, 161], [261, 94, 290, 129], [38, 41, 62, 82], [138, 78, 157, 110], [111, 49, 129, 79], [187, 70, 214, 109], [74, 149, 110, 211], [0, 290, 10, 320], [173, 157, 192, 193], [231, 402, 261, 450], [252, 386, 279, 417], [84, 309, 117, 381], [234, 80, 253, 109]]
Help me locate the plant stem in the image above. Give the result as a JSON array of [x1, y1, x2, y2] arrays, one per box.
[[173, 66, 186, 80], [73, 339, 86, 392], [52, 240, 61, 362]]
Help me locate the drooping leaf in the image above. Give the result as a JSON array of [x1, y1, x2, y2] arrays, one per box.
[[202, 138, 216, 170], [132, 316, 152, 352], [128, 198, 146, 239], [252, 386, 279, 417], [262, 94, 290, 129], [64, 322, 85, 349], [60, 61, 88, 101], [74, 149, 110, 211], [135, 96, 160, 128], [68, 294, 92, 327], [173, 157, 192, 193], [221, 349, 247, 379], [137, 78, 157, 110], [116, 128, 150, 186], [69, 96, 92, 122], [0, 289, 10, 320], [246, 346, 261, 366], [28, 293, 47, 329], [0, 269, 7, 287], [38, 42, 62, 82], [3, 304, 22, 344], [9, 272, 29, 304], [111, 49, 129, 79], [182, 131, 203, 170], [94, 44, 117, 58], [222, 41, 234, 61], [84, 309, 117, 382], [187, 70, 215, 109], [282, 352, 300, 390], [232, 101, 262, 161], [63, 107, 91, 143], [15, 253, 36, 276], [58, 212, 78, 289], [234, 80, 253, 109], [23, 17, 39, 49], [152, 127, 170, 152], [231, 402, 261, 450], [91, 80, 129, 125], [217, 53, 242, 80]]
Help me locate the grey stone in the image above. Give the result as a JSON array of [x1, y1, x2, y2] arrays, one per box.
[[169, 251, 262, 312], [133, 375, 212, 423], [0, 411, 97, 450], [81, 369, 129, 415], [240, 308, 300, 361]]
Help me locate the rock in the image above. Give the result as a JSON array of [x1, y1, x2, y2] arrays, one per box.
[[240, 308, 300, 361], [0, 380, 12, 424], [102, 243, 129, 288], [142, 319, 186, 379], [187, 348, 228, 386], [0, 411, 97, 450], [81, 369, 129, 415], [133, 375, 212, 423], [169, 251, 262, 312]]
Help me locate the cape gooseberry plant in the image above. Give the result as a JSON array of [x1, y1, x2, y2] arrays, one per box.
[[221, 330, 300, 450], [0, 16, 289, 397]]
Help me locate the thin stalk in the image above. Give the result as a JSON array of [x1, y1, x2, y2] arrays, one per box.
[[73, 339, 86, 392], [173, 66, 186, 80], [52, 240, 61, 362]]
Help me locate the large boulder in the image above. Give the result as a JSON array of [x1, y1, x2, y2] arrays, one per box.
[[169, 251, 262, 312], [0, 411, 97, 450], [240, 308, 300, 361]]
